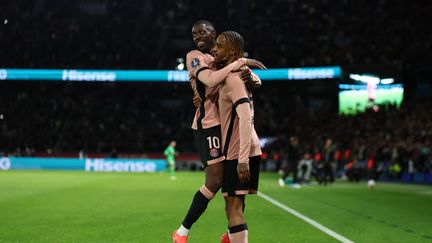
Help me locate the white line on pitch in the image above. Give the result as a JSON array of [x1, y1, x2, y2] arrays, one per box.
[[258, 192, 354, 243]]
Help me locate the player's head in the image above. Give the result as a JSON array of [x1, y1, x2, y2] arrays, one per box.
[[213, 31, 244, 67], [170, 140, 176, 147], [191, 20, 216, 53]]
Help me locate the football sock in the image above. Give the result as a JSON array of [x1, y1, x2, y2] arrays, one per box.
[[229, 223, 248, 243], [177, 225, 189, 237], [180, 186, 214, 232]]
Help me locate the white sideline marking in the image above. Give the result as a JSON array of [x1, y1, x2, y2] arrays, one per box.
[[258, 192, 354, 243]]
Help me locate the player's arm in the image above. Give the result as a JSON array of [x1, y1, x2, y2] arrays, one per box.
[[236, 102, 252, 165], [187, 51, 226, 87], [186, 51, 206, 108], [196, 58, 247, 88], [197, 58, 266, 88], [187, 51, 266, 88], [229, 76, 253, 182], [189, 73, 202, 108]]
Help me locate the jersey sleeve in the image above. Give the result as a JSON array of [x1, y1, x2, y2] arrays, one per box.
[[228, 75, 252, 164], [186, 51, 208, 101], [186, 50, 210, 77]]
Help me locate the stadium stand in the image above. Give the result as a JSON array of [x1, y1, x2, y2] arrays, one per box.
[[2, 0, 431, 69], [1, 0, 431, 180]]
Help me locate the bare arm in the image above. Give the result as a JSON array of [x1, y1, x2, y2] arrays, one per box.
[[228, 74, 254, 183], [196, 59, 246, 88], [197, 58, 267, 88]]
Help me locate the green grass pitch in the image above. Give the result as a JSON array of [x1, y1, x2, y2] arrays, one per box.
[[1, 171, 431, 242]]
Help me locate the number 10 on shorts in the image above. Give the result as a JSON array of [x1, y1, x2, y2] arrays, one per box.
[[206, 136, 220, 149]]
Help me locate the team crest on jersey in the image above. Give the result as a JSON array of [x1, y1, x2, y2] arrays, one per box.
[[210, 148, 219, 158], [191, 58, 200, 68]]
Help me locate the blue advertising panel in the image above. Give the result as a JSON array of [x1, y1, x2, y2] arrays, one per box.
[[0, 67, 341, 82], [0, 157, 166, 172]]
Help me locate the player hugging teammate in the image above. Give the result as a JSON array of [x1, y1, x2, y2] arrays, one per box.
[[173, 20, 265, 243]]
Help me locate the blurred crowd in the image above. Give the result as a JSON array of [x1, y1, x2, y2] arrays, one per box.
[[0, 82, 195, 155], [1, 0, 431, 181], [260, 100, 432, 181], [2, 0, 431, 69], [1, 81, 431, 178]]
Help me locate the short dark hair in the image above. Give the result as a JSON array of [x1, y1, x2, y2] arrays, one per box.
[[193, 20, 216, 31], [220, 31, 244, 59]]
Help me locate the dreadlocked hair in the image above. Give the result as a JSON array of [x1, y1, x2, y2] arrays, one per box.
[[220, 31, 244, 59]]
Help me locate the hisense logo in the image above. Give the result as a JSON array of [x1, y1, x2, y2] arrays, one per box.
[[62, 70, 116, 82], [288, 68, 335, 80], [85, 159, 157, 172]]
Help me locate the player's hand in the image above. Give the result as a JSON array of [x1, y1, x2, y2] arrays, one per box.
[[244, 58, 267, 70], [237, 163, 250, 183], [189, 72, 195, 80], [240, 67, 262, 89], [239, 67, 252, 82], [193, 94, 202, 108]]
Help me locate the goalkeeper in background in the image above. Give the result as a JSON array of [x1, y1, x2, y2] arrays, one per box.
[[164, 140, 177, 180]]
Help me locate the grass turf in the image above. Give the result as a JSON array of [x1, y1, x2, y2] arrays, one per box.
[[0, 171, 431, 242]]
